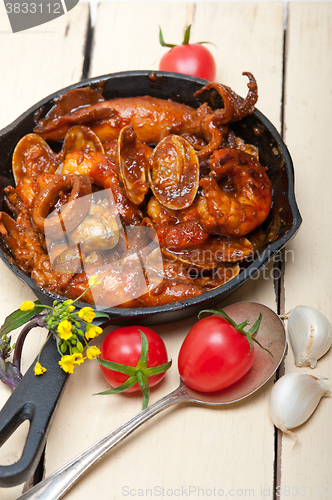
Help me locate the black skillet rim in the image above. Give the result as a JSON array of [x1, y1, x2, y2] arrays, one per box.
[[0, 70, 302, 323]]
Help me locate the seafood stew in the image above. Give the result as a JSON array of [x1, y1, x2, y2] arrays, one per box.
[[0, 71, 301, 322]]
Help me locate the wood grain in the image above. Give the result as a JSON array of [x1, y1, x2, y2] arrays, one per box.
[[42, 3, 285, 499], [0, 4, 90, 498], [281, 1, 332, 492]]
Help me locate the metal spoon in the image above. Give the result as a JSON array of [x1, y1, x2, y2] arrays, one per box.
[[18, 301, 286, 500]]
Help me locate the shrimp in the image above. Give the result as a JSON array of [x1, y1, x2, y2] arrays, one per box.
[[197, 148, 272, 237]]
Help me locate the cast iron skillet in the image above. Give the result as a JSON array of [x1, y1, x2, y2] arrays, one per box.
[[0, 71, 301, 487]]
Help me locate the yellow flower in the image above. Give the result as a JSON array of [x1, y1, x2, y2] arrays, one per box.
[[86, 345, 101, 360], [73, 353, 85, 366], [34, 362, 47, 376], [85, 324, 103, 340], [57, 320, 73, 340], [20, 300, 35, 312], [59, 353, 85, 374], [78, 307, 95, 323], [64, 300, 75, 313], [89, 274, 102, 287]]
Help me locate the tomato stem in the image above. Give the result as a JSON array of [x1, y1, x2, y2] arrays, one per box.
[[159, 26, 176, 48], [97, 330, 172, 409], [136, 371, 150, 410], [198, 308, 273, 357], [182, 25, 191, 45], [96, 377, 137, 395], [159, 24, 215, 49]]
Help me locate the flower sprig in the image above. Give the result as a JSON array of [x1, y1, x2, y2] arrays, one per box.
[[0, 276, 109, 390]]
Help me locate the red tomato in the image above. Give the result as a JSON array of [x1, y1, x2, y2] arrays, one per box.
[[100, 326, 169, 392], [159, 43, 216, 81], [178, 315, 255, 392]]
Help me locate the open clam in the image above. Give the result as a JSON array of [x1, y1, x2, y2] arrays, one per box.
[[12, 133, 60, 184], [116, 125, 150, 205], [61, 125, 105, 157], [148, 135, 199, 210]]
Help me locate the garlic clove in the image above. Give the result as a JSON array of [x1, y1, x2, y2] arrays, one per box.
[[269, 372, 330, 441], [287, 305, 332, 368]]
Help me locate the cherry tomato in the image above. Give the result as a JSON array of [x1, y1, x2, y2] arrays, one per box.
[[99, 326, 170, 393], [158, 25, 216, 81], [159, 44, 216, 81], [178, 314, 256, 392]]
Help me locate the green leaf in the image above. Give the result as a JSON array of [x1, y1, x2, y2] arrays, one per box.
[[98, 358, 137, 377], [182, 25, 192, 45], [159, 26, 176, 48], [0, 301, 45, 337], [136, 330, 149, 368], [136, 371, 150, 410], [145, 360, 172, 377], [93, 311, 110, 319], [252, 337, 273, 357], [246, 314, 262, 335], [96, 377, 137, 395], [244, 332, 254, 355]]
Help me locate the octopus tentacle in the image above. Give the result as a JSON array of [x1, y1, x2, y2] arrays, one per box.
[[192, 83, 235, 158], [226, 72, 258, 122], [194, 82, 236, 126], [32, 174, 92, 237]]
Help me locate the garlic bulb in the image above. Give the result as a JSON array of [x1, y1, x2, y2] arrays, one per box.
[[269, 372, 330, 441], [287, 305, 332, 368]]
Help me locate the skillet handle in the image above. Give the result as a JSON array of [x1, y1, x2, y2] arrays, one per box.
[[0, 337, 68, 487]]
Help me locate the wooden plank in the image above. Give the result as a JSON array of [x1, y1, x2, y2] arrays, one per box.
[[90, 1, 283, 128], [281, 1, 332, 494], [0, 2, 90, 128], [0, 4, 90, 499], [42, 3, 285, 499]]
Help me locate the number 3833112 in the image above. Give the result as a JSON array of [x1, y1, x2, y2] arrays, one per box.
[[5, 2, 62, 14]]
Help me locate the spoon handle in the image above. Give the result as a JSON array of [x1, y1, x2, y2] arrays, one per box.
[[18, 384, 190, 500]]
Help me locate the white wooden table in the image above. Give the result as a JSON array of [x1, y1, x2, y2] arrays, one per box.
[[0, 2, 331, 499]]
